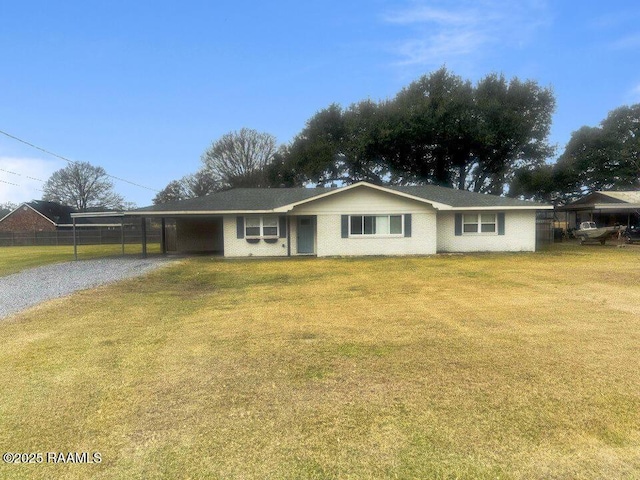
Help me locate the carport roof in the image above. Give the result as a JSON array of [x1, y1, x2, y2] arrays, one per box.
[[133, 187, 336, 213]]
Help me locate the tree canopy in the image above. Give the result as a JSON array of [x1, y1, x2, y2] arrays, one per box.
[[43, 161, 124, 211], [159, 68, 557, 199], [201, 128, 278, 189], [511, 103, 640, 202], [276, 67, 555, 195]]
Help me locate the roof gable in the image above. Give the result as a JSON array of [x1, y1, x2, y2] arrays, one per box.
[[569, 191, 640, 206], [28, 201, 76, 224]]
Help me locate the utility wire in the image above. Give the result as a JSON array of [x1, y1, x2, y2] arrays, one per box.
[[0, 167, 44, 182], [0, 129, 160, 192], [0, 179, 20, 186], [0, 178, 44, 192]]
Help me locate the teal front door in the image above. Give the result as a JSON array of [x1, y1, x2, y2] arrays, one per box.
[[297, 216, 315, 254]]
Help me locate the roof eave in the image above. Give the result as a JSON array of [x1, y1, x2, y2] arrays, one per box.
[[71, 211, 125, 218], [449, 205, 553, 211], [124, 210, 276, 216]]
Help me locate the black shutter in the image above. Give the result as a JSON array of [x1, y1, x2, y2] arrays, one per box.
[[404, 214, 412, 237], [279, 216, 287, 238], [236, 216, 244, 239], [341, 215, 349, 238], [497, 212, 505, 235], [455, 213, 462, 236]]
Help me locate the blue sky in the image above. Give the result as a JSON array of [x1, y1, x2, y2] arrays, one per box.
[[1, 0, 639, 206]]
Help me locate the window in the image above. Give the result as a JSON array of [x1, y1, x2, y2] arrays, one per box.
[[349, 215, 403, 236], [245, 217, 261, 237], [463, 213, 497, 234], [245, 216, 279, 238]]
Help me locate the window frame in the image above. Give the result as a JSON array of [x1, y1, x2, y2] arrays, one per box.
[[245, 215, 279, 238], [348, 214, 404, 238], [462, 213, 498, 235]]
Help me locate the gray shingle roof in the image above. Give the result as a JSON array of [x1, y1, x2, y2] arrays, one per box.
[[135, 187, 336, 212], [388, 185, 545, 208], [133, 183, 547, 214]]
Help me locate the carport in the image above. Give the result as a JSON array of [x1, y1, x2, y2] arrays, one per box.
[[558, 191, 640, 230], [70, 211, 224, 259]]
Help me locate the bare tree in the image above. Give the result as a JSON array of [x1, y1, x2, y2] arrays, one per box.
[[153, 171, 218, 205], [43, 162, 124, 211], [201, 128, 278, 188]]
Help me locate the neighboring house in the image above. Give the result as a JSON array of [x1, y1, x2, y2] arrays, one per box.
[[558, 191, 640, 229], [0, 200, 76, 232], [0, 200, 122, 232], [74, 181, 551, 256]]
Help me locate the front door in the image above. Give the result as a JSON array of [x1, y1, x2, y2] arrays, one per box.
[[297, 216, 315, 254]]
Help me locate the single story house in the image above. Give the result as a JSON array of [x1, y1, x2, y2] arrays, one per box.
[[557, 191, 640, 229], [73, 181, 551, 257], [0, 200, 122, 232]]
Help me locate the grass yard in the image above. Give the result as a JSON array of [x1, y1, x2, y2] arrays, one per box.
[[0, 244, 161, 276], [1, 245, 639, 479]]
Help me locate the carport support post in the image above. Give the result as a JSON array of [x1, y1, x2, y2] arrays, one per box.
[[286, 217, 291, 257], [121, 216, 125, 255], [73, 217, 77, 260], [160, 217, 167, 254], [141, 217, 147, 258]]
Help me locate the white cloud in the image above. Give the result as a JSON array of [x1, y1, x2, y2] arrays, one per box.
[[0, 157, 61, 204], [383, 0, 550, 68]]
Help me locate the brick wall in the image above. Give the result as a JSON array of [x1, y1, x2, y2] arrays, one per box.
[[0, 206, 57, 232], [436, 210, 537, 252]]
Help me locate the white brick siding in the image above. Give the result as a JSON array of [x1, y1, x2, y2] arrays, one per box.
[[290, 186, 437, 256], [312, 212, 436, 256], [218, 186, 538, 257], [222, 215, 288, 257], [436, 211, 537, 252]]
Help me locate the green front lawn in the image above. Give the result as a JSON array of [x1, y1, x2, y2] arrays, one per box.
[[0, 244, 161, 276], [1, 246, 639, 479]]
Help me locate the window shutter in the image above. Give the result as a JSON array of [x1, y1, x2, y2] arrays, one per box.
[[279, 216, 287, 238], [236, 216, 244, 239], [455, 213, 462, 236], [404, 214, 412, 237], [498, 212, 505, 235], [341, 215, 348, 238]]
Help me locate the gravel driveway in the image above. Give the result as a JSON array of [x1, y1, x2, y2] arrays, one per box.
[[0, 257, 175, 319]]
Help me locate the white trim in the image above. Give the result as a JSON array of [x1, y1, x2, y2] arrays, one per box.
[[450, 205, 553, 211], [462, 213, 498, 236], [592, 204, 640, 210], [71, 211, 124, 218], [348, 214, 405, 238], [57, 223, 123, 228], [244, 215, 279, 239], [0, 203, 58, 226], [273, 182, 452, 212], [118, 210, 274, 217]]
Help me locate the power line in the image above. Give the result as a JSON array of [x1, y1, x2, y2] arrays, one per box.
[[0, 167, 44, 182], [0, 129, 160, 192], [0, 178, 44, 192], [0, 179, 20, 187]]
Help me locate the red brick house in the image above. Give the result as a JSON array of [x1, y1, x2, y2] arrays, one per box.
[[0, 201, 76, 232]]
